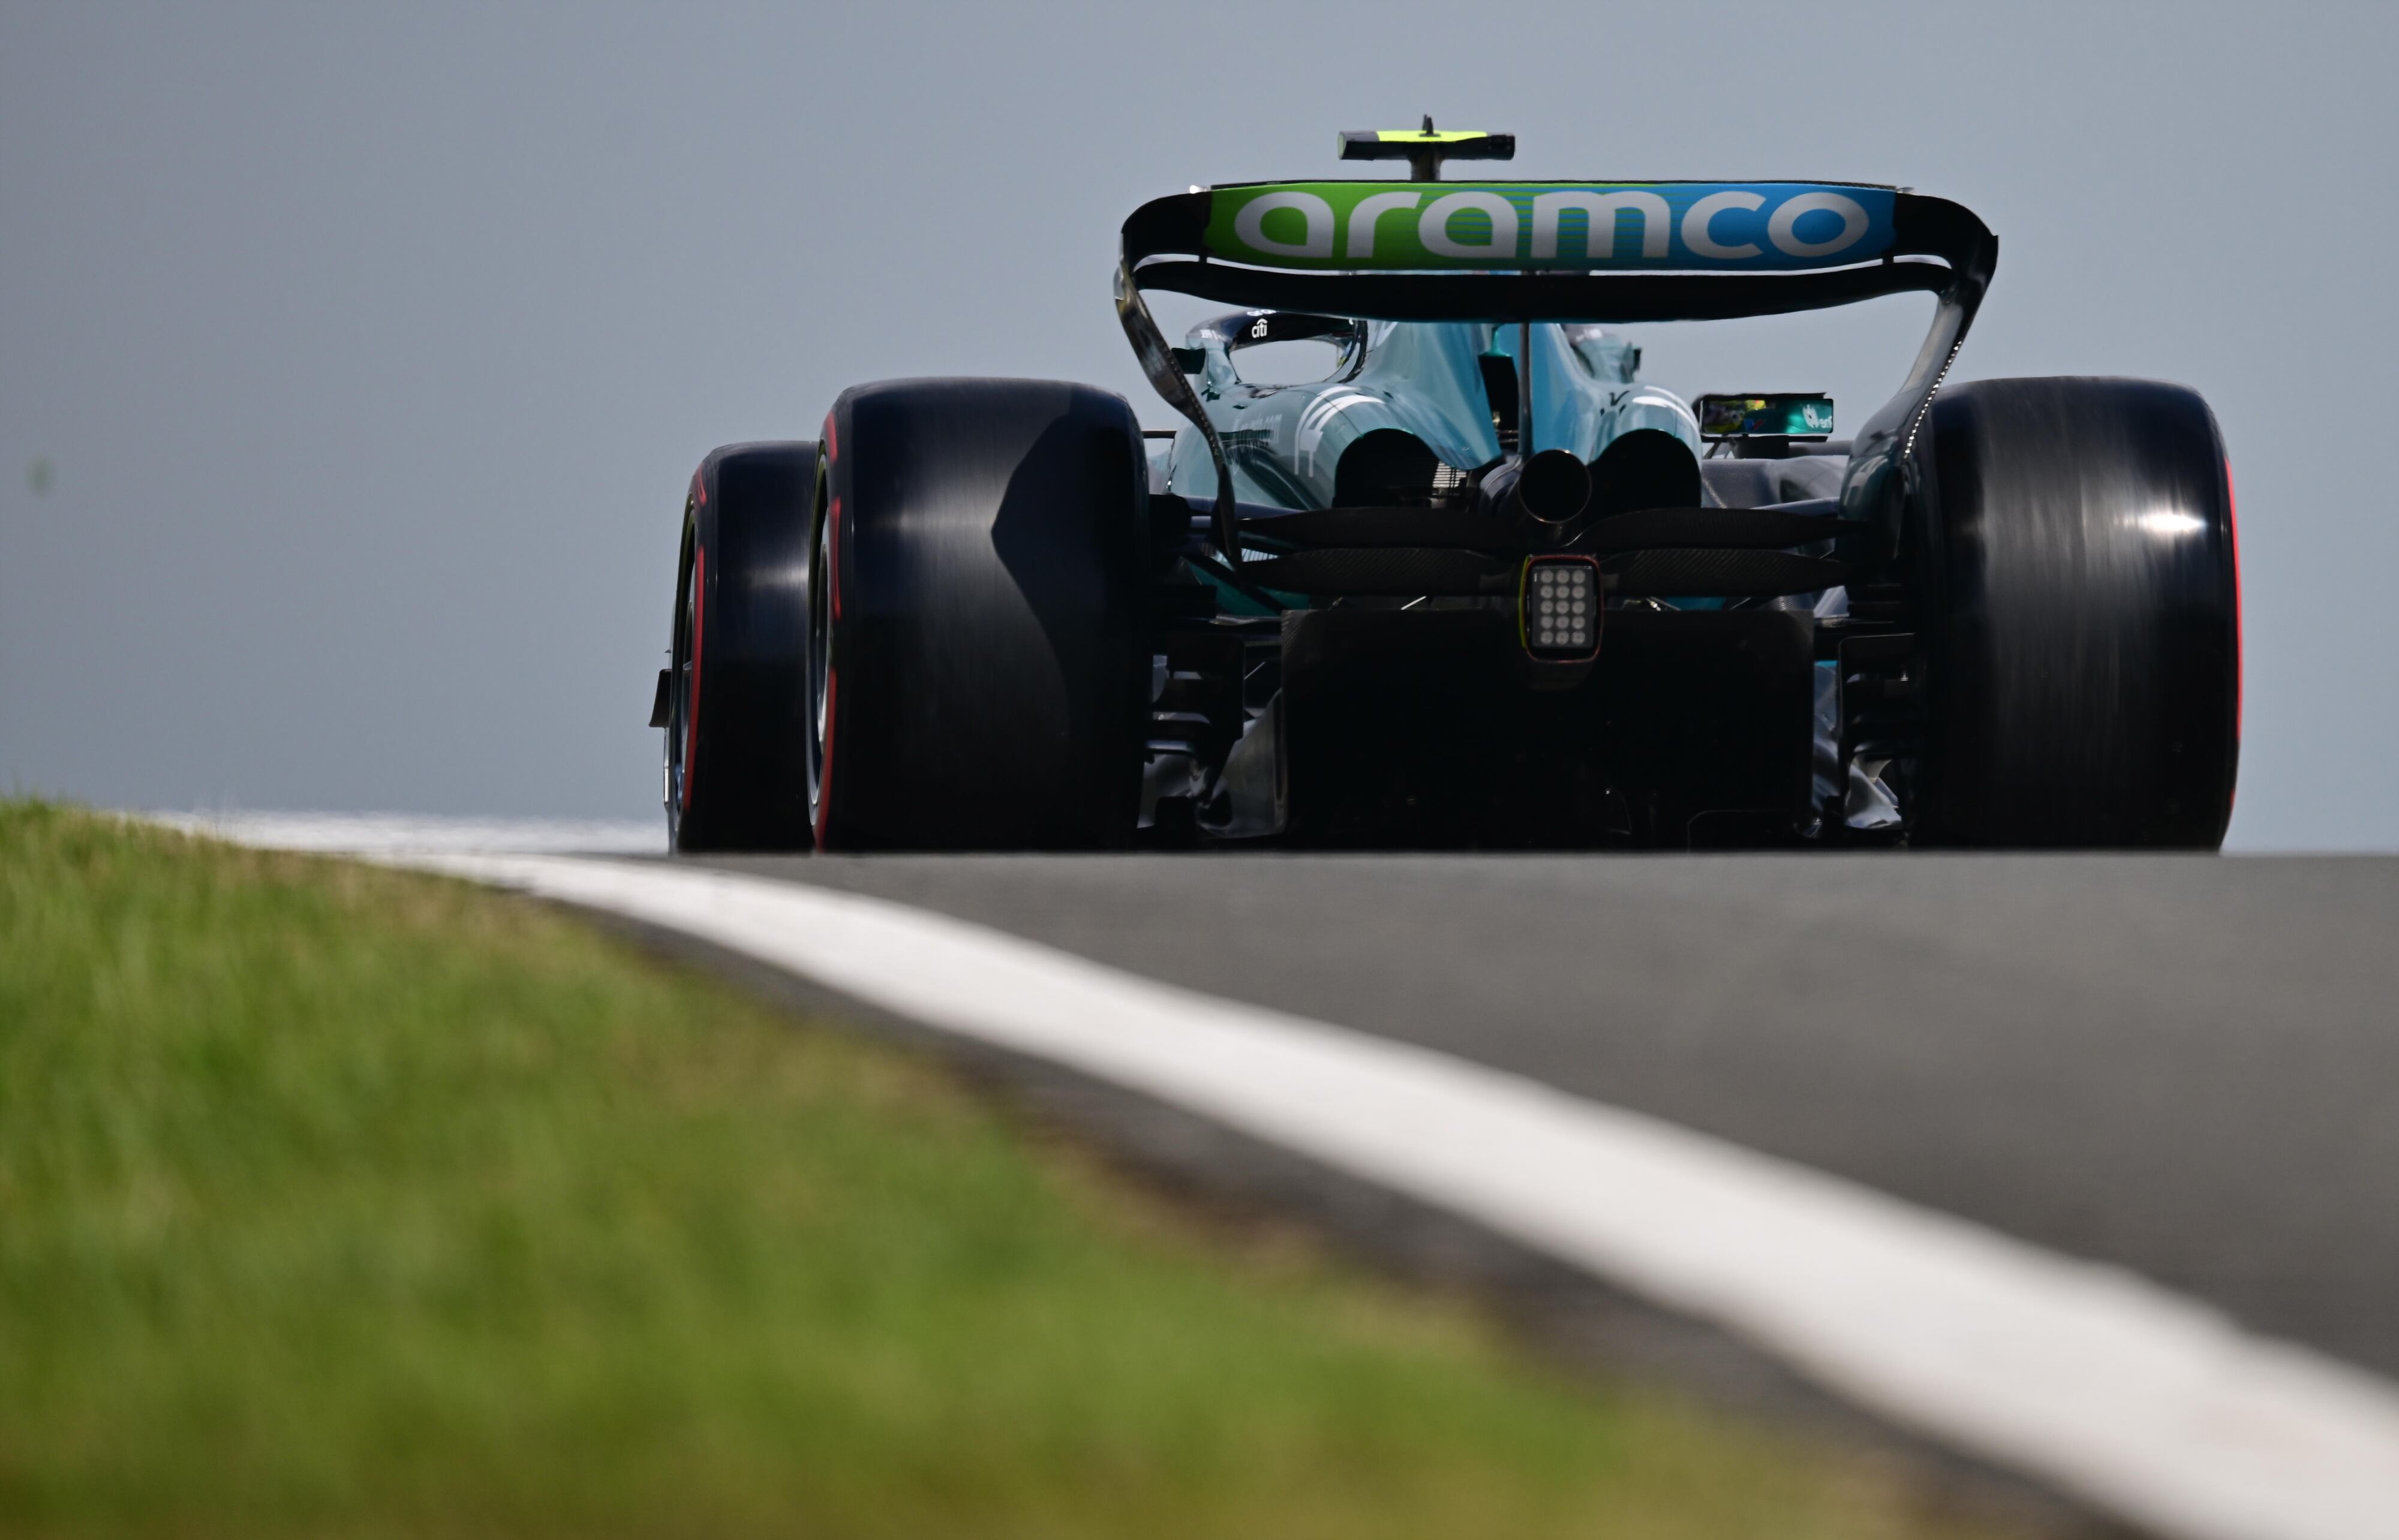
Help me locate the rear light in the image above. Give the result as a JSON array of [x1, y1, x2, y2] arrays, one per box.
[[1521, 556, 1601, 660]]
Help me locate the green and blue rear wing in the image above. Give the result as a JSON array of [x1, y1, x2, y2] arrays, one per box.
[[1220, 181, 1892, 269], [1113, 179, 1996, 558], [1120, 180, 1989, 321]]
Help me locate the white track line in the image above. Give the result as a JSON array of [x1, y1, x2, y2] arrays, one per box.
[[173, 822, 2399, 1540], [151, 811, 663, 856]]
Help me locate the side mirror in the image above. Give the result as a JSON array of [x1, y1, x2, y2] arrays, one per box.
[[1697, 393, 1835, 443]]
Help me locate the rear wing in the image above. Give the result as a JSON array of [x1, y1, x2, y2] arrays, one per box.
[[1113, 179, 1996, 557], [1122, 181, 1989, 318]]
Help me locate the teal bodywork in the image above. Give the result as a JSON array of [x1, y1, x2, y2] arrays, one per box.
[[1157, 318, 1700, 510]]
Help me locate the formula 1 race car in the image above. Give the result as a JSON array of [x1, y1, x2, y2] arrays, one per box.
[[654, 127, 2240, 852]]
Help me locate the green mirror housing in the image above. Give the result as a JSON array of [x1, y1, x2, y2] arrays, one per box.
[[1697, 393, 1835, 440]]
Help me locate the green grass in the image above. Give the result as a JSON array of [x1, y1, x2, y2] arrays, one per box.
[[0, 803, 2016, 1539]]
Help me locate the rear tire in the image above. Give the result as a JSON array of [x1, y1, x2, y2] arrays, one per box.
[[664, 441, 815, 852], [1910, 377, 2239, 847], [810, 379, 1149, 850]]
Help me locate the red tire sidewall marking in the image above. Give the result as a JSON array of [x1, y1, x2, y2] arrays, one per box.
[[682, 541, 705, 810], [2225, 457, 2242, 815], [2226, 458, 2242, 742]]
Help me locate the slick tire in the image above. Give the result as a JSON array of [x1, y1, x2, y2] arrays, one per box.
[[663, 441, 816, 853], [809, 378, 1149, 850], [1910, 377, 2240, 848]]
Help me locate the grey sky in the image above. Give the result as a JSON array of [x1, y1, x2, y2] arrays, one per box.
[[2, 1, 2391, 847]]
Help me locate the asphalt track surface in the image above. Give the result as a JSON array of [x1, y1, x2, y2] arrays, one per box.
[[693, 851, 2399, 1383]]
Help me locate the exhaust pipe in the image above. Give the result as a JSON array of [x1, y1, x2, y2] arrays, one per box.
[[1481, 449, 1592, 526]]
